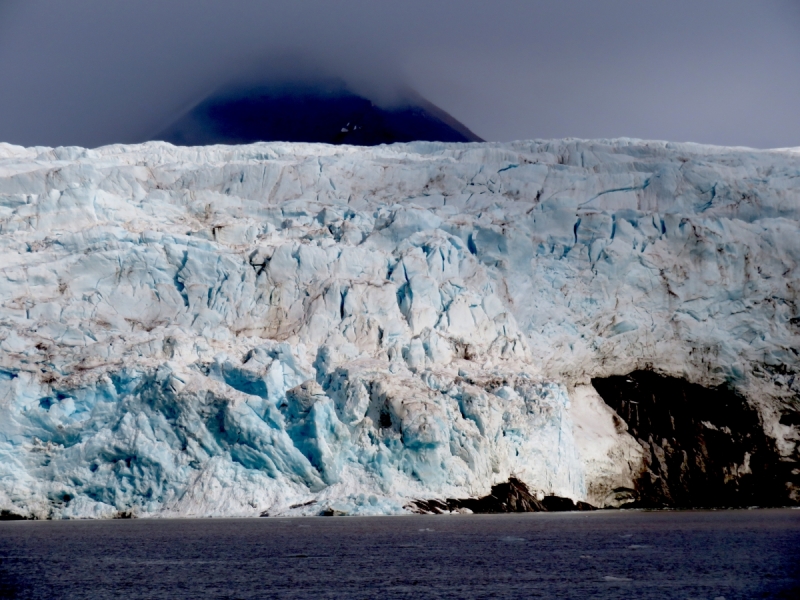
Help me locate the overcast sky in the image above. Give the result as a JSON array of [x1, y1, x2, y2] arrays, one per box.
[[1, 0, 798, 149]]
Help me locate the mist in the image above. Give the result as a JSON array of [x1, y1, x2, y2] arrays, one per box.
[[0, 0, 798, 148]]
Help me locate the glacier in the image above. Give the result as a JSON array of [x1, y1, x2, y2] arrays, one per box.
[[0, 139, 798, 518]]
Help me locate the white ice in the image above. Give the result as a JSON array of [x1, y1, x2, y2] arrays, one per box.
[[0, 139, 797, 518]]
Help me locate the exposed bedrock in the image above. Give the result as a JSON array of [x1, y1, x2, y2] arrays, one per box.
[[592, 371, 798, 508], [409, 477, 546, 514], [408, 477, 597, 514], [0, 139, 798, 517]]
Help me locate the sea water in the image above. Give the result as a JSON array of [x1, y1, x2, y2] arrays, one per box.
[[1, 510, 798, 599]]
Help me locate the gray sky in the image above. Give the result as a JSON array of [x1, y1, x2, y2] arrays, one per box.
[[1, 0, 798, 149]]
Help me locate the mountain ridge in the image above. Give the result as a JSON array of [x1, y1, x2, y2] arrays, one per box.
[[152, 81, 483, 146]]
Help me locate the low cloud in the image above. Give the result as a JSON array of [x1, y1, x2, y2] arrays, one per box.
[[0, 0, 798, 148]]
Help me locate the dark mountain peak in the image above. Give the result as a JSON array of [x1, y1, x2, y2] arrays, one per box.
[[151, 79, 482, 147]]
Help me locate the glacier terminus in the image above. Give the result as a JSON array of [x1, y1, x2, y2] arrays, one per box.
[[0, 139, 798, 519]]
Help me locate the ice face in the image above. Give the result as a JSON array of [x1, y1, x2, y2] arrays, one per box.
[[0, 139, 798, 517]]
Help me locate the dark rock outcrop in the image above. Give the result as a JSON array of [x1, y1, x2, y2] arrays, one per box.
[[541, 495, 597, 512], [0, 510, 30, 521], [592, 370, 796, 508], [408, 478, 595, 514]]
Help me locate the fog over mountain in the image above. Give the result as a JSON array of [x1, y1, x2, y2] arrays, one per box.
[[1, 1, 799, 148], [154, 79, 482, 146]]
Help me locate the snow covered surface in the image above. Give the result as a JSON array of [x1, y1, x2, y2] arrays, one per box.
[[0, 139, 798, 518]]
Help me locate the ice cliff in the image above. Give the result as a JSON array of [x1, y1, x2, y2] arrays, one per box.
[[0, 139, 798, 518]]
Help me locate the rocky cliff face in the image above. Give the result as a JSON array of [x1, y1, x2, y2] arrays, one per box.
[[0, 139, 797, 518], [592, 371, 795, 508]]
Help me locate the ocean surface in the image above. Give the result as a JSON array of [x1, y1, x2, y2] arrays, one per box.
[[1, 509, 798, 599]]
